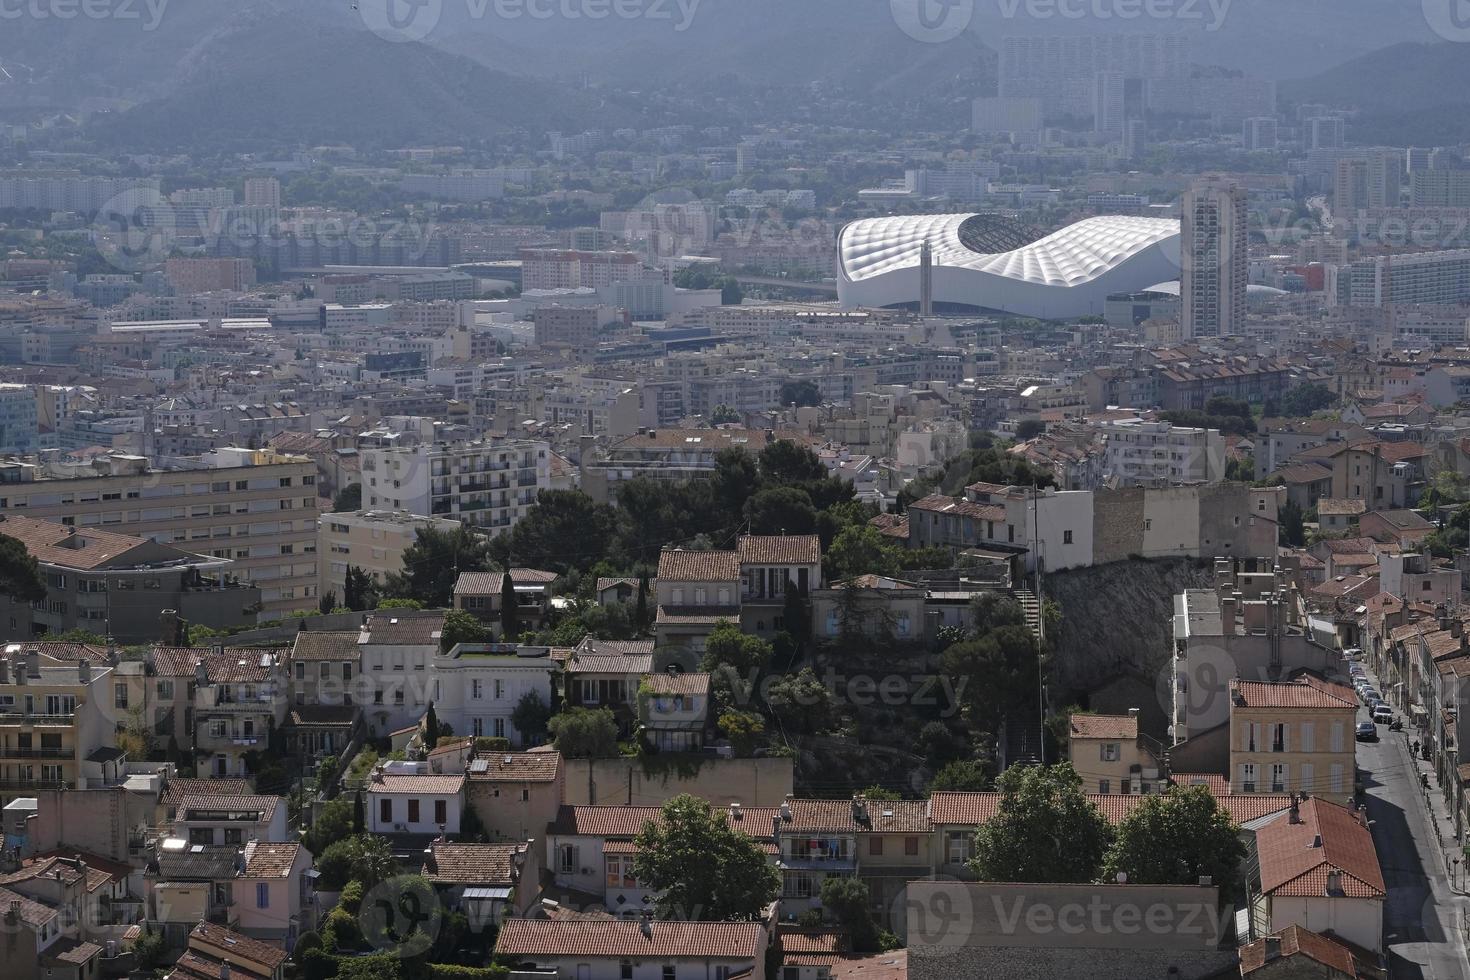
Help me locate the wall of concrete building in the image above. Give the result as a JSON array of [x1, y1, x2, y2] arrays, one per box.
[[1092, 487, 1147, 565], [30, 788, 131, 862], [561, 757, 795, 807]]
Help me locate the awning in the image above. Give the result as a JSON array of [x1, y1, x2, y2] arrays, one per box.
[[462, 887, 513, 900]]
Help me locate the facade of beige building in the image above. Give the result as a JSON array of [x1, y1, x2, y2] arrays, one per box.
[[1230, 677, 1357, 797], [317, 509, 461, 599], [1068, 709, 1165, 795], [0, 449, 321, 616]]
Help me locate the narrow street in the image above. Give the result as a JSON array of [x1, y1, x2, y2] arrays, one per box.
[[1355, 666, 1470, 978]]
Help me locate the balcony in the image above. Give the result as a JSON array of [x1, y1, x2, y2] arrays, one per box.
[[0, 712, 75, 726], [0, 746, 74, 759]]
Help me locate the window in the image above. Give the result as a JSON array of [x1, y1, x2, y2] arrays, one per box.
[[663, 966, 676, 980], [869, 837, 883, 856], [380, 799, 392, 824], [394, 691, 405, 706], [1099, 779, 1111, 794], [621, 963, 634, 980], [1271, 724, 1287, 753], [295, 662, 305, 680], [1239, 763, 1256, 793], [905, 836, 919, 856], [946, 832, 972, 864], [1100, 742, 1120, 762], [408, 799, 420, 823], [114, 684, 128, 709], [157, 679, 174, 700], [494, 679, 505, 699], [256, 882, 270, 909], [1270, 764, 1287, 793], [1063, 529, 1073, 545], [472, 679, 483, 699], [557, 844, 579, 874], [493, 718, 506, 739]]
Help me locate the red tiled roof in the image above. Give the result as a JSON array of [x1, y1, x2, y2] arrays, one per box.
[[454, 568, 558, 596], [239, 842, 302, 879], [657, 549, 742, 582], [1256, 798, 1385, 898], [189, 921, 288, 971], [644, 672, 711, 696], [738, 534, 821, 565], [1239, 925, 1358, 976], [466, 750, 562, 782], [367, 773, 466, 795], [1232, 676, 1356, 709], [424, 842, 519, 885], [496, 920, 764, 960], [178, 794, 282, 824], [1068, 713, 1138, 741]]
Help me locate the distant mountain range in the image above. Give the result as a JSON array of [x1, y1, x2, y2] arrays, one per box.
[[0, 0, 1457, 149], [1282, 42, 1470, 146]]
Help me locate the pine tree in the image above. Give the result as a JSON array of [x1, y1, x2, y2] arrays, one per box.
[[424, 702, 440, 750], [500, 569, 520, 640]]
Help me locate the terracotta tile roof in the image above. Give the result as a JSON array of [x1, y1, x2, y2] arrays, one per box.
[[907, 493, 1006, 522], [496, 920, 764, 960], [553, 804, 779, 839], [1319, 537, 1381, 555], [576, 637, 655, 656], [152, 646, 204, 677], [42, 939, 103, 967], [778, 929, 844, 953], [466, 749, 562, 782], [201, 649, 280, 684], [1232, 676, 1356, 709], [1256, 798, 1385, 898], [655, 606, 742, 626], [738, 534, 821, 565], [566, 654, 654, 675], [291, 631, 361, 661], [864, 799, 930, 834], [1239, 925, 1360, 975], [1172, 773, 1231, 795], [189, 921, 289, 972], [596, 577, 641, 594], [929, 790, 1293, 828], [1068, 713, 1138, 741], [454, 569, 558, 596], [367, 773, 466, 795], [0, 885, 57, 928], [0, 514, 163, 570], [161, 777, 252, 810], [287, 705, 359, 727], [657, 549, 742, 582], [787, 952, 909, 980], [424, 842, 519, 885], [644, 672, 711, 696], [239, 842, 303, 878], [361, 609, 446, 645], [2, 641, 110, 664], [177, 794, 281, 824], [0, 854, 115, 892]]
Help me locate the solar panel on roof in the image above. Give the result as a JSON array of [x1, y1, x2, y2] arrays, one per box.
[[469, 760, 489, 773]]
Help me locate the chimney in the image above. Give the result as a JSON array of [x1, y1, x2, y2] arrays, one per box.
[[220, 965, 230, 980], [1127, 707, 1140, 719], [78, 660, 90, 684], [639, 912, 653, 938], [1453, 620, 1464, 639], [0, 659, 8, 685], [729, 802, 742, 822], [195, 661, 208, 686], [1288, 798, 1300, 824], [23, 650, 38, 678], [1310, 834, 1323, 849]]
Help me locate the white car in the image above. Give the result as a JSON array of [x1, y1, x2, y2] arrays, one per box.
[[1343, 648, 1363, 661], [1372, 704, 1394, 725]]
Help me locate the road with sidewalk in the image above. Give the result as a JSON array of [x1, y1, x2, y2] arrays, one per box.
[[1355, 662, 1470, 979]]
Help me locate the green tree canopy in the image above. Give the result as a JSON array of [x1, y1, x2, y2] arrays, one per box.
[[970, 763, 1112, 883], [547, 707, 619, 758], [929, 759, 993, 792], [0, 533, 47, 604], [942, 624, 1042, 721], [511, 690, 551, 744], [384, 525, 494, 608], [824, 525, 901, 582], [745, 486, 818, 536], [501, 490, 617, 575], [1100, 785, 1246, 891], [315, 834, 398, 891], [633, 794, 780, 921], [779, 380, 822, 408], [441, 609, 490, 651]]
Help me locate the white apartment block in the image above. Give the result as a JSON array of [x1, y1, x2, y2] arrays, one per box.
[[430, 644, 556, 745], [318, 510, 463, 599], [1095, 418, 1225, 486], [0, 449, 321, 616], [360, 440, 550, 533]]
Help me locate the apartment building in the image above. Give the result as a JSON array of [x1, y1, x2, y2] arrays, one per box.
[[581, 428, 779, 504], [0, 449, 321, 616], [287, 631, 360, 708], [464, 749, 563, 844], [737, 535, 823, 639], [358, 609, 446, 736], [360, 439, 550, 533], [1095, 418, 1225, 486], [365, 763, 465, 835], [0, 515, 258, 644], [1230, 677, 1357, 797], [452, 568, 558, 638], [495, 920, 768, 980], [0, 647, 119, 805], [317, 509, 461, 599], [192, 649, 288, 779]]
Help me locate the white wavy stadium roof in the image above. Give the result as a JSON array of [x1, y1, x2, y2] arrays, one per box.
[[840, 213, 1180, 286]]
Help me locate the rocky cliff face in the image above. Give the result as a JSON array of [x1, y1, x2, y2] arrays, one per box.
[[1045, 558, 1216, 741]]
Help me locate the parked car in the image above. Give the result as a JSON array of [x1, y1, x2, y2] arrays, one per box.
[[1372, 704, 1394, 725], [1343, 648, 1363, 661], [1356, 721, 1378, 742], [1361, 688, 1381, 704], [1349, 665, 1366, 678]]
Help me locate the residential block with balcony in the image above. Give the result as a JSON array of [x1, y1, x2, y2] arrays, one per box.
[[0, 647, 118, 803], [361, 439, 550, 533], [1230, 677, 1357, 797], [191, 649, 287, 779]]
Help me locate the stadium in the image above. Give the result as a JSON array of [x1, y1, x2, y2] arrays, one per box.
[[837, 213, 1183, 318]]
